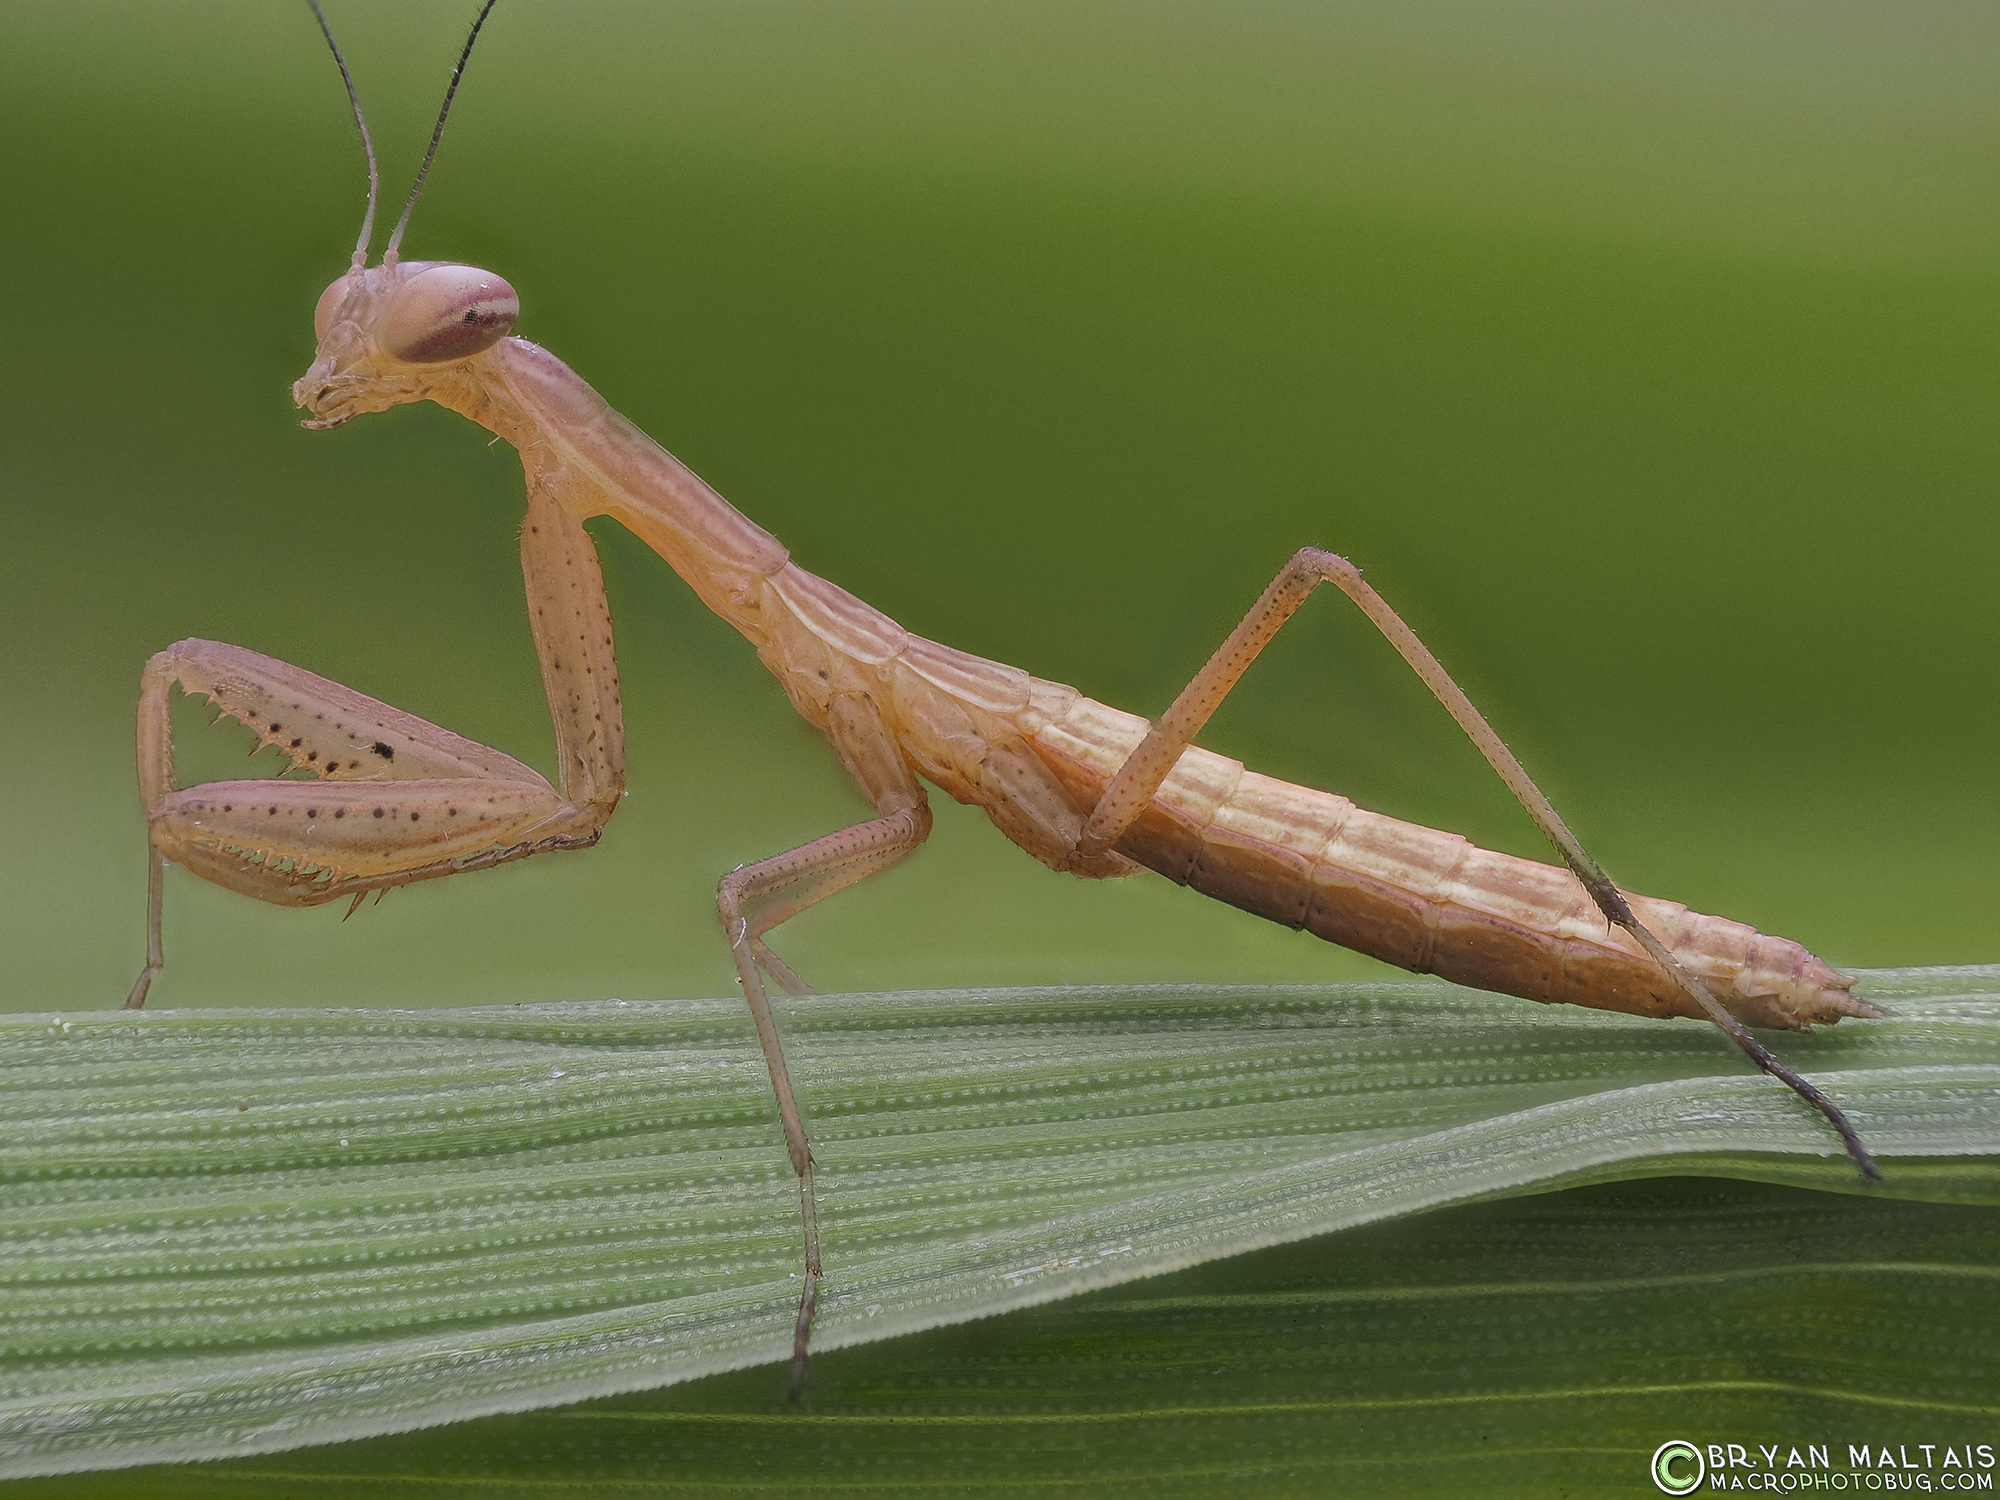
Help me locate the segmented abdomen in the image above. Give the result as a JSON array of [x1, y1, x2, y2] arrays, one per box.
[[1027, 694, 1873, 1031]]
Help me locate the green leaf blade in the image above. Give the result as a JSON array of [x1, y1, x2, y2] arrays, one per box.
[[3, 968, 1997, 1478]]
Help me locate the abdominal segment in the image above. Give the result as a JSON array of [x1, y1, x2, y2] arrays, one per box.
[[1028, 693, 1876, 1031]]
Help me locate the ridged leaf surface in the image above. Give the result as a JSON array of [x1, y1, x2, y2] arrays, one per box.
[[3, 968, 1997, 1480]]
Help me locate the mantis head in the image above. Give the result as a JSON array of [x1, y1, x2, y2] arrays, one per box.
[[294, 260, 518, 429], [298, 0, 508, 428]]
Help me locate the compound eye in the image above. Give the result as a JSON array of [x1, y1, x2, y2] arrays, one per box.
[[314, 275, 355, 340], [379, 264, 519, 364]]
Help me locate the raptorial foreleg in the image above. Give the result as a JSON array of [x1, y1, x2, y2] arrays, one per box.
[[127, 484, 626, 1007]]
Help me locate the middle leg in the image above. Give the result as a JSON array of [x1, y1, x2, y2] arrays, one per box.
[[715, 691, 932, 1398]]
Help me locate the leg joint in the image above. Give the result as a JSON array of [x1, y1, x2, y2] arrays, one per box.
[[716, 867, 750, 922], [1290, 546, 1357, 586]]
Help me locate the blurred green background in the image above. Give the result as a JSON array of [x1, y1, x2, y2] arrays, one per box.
[[1, 0, 1996, 1013]]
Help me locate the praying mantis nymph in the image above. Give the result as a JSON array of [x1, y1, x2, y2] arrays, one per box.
[[125, 1, 1885, 1396]]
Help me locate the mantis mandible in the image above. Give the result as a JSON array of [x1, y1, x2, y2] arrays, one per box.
[[125, 2, 1884, 1396]]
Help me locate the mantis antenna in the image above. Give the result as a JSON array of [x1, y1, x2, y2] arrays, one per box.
[[383, 0, 504, 265], [305, 0, 380, 270]]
